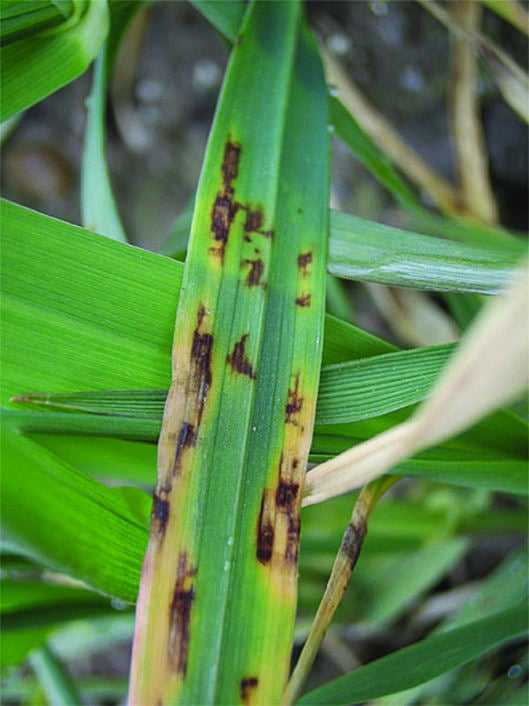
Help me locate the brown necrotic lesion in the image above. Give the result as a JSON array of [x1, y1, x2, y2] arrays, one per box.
[[256, 490, 275, 565], [295, 293, 311, 307], [152, 487, 171, 538], [242, 258, 265, 287], [297, 251, 312, 276], [210, 141, 242, 260], [240, 676, 259, 705], [168, 552, 197, 675], [285, 372, 303, 423], [275, 455, 302, 565], [171, 422, 197, 476], [227, 334, 257, 379], [190, 305, 214, 425]]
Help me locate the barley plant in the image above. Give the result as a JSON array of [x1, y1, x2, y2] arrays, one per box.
[[1, 1, 528, 705]]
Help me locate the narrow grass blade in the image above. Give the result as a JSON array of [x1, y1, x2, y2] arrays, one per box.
[[483, 0, 529, 36], [162, 199, 195, 260], [445, 291, 482, 330], [1, 576, 116, 669], [11, 344, 456, 425], [129, 4, 328, 705], [2, 676, 127, 703], [325, 275, 353, 322], [29, 644, 82, 706], [316, 344, 455, 424], [359, 537, 469, 624], [0, 0, 109, 121], [1, 426, 149, 603], [329, 97, 419, 211], [81, 3, 139, 241], [297, 604, 528, 705], [0, 1, 73, 44], [329, 212, 522, 294], [375, 549, 528, 706], [2, 578, 103, 614]]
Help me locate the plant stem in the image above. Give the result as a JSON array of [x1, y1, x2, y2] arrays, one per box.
[[282, 477, 397, 705], [450, 0, 498, 224]]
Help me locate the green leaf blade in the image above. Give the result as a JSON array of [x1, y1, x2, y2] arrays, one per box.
[[298, 604, 528, 705], [329, 210, 525, 294], [0, 0, 109, 121]]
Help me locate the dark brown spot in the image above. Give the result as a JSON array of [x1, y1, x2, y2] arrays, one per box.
[[275, 457, 302, 564], [222, 141, 241, 188], [210, 193, 239, 258], [341, 522, 367, 569], [292, 458, 299, 469], [243, 258, 264, 287], [172, 422, 197, 475], [191, 306, 213, 424], [152, 490, 170, 537], [168, 553, 197, 674], [227, 334, 256, 379], [275, 481, 299, 510], [178, 421, 196, 449], [209, 140, 242, 259], [240, 677, 259, 705], [298, 251, 312, 276], [256, 493, 274, 565], [295, 293, 311, 307], [244, 209, 263, 233], [285, 373, 303, 423], [285, 513, 301, 563]]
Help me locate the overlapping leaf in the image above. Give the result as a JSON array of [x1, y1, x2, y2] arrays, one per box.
[[0, 0, 109, 121]]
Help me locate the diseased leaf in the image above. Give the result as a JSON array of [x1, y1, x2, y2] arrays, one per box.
[[129, 4, 329, 704]]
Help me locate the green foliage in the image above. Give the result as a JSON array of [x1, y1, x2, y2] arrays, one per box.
[[298, 604, 528, 705], [329, 211, 525, 294], [0, 0, 109, 121]]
